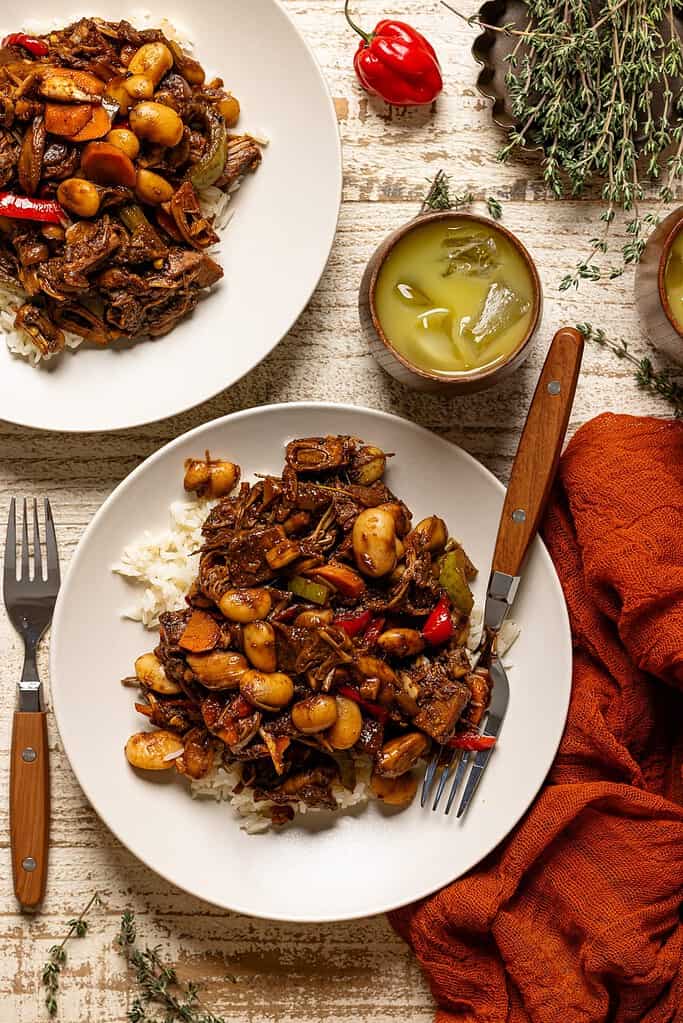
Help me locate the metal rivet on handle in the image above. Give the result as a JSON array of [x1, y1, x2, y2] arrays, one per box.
[[547, 380, 561, 395], [22, 856, 37, 872], [512, 508, 526, 523], [21, 747, 37, 763]]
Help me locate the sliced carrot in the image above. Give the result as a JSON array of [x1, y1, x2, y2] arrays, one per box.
[[304, 562, 366, 598], [70, 104, 112, 142], [178, 611, 221, 653], [80, 141, 136, 187], [44, 101, 92, 137]]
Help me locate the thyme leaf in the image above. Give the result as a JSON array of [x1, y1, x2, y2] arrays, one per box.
[[41, 892, 102, 1017], [577, 322, 683, 416]]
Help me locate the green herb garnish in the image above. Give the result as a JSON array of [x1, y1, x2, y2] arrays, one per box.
[[578, 322, 683, 416], [421, 170, 504, 221], [117, 911, 236, 1023], [42, 892, 101, 1016]]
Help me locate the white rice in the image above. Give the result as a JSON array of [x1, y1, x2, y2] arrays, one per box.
[[112, 498, 212, 628], [113, 497, 518, 833], [190, 755, 371, 835], [3, 12, 257, 364]]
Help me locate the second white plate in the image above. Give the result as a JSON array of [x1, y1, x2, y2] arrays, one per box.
[[51, 403, 572, 921], [0, 0, 341, 431]]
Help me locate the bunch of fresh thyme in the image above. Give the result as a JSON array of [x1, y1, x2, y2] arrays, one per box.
[[442, 0, 683, 286]]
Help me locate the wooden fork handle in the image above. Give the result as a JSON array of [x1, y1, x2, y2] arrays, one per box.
[[10, 711, 49, 908], [491, 327, 584, 579]]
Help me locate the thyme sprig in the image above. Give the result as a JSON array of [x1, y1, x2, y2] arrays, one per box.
[[421, 169, 503, 220], [442, 0, 683, 285], [41, 892, 102, 1017], [116, 911, 235, 1023], [578, 322, 683, 415]]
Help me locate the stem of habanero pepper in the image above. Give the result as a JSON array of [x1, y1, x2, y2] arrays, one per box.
[[344, 0, 373, 43]]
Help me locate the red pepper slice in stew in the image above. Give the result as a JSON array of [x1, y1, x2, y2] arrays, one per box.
[[231, 695, 253, 720], [447, 733, 497, 752], [422, 595, 454, 646], [361, 615, 385, 648], [338, 684, 389, 724], [0, 192, 66, 225], [334, 609, 372, 637], [2, 32, 49, 56]]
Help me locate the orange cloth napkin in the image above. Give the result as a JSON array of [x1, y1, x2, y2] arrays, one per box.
[[391, 414, 683, 1023]]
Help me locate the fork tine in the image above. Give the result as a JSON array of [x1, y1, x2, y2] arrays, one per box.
[[444, 748, 471, 814], [456, 747, 494, 819], [32, 498, 43, 582], [44, 498, 60, 585], [20, 498, 30, 581], [3, 496, 16, 590], [420, 752, 440, 807], [431, 749, 458, 811]]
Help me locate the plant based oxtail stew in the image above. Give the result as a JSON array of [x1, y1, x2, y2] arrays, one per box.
[[123, 436, 494, 828], [0, 18, 262, 357]]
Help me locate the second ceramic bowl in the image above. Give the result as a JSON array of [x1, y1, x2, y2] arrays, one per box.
[[359, 210, 543, 394]]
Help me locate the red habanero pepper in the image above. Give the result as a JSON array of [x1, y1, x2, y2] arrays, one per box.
[[0, 192, 66, 225], [447, 733, 497, 752], [422, 595, 454, 646], [2, 32, 49, 56], [334, 608, 373, 637], [344, 1, 443, 106], [338, 684, 389, 724]]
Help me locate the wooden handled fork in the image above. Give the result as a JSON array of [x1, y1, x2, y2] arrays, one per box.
[[421, 327, 584, 815]]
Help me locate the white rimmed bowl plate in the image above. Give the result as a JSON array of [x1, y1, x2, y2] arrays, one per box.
[[0, 1, 341, 431], [51, 403, 572, 921]]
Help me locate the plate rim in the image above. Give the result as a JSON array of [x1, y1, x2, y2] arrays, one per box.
[[50, 401, 572, 921], [0, 0, 343, 433]]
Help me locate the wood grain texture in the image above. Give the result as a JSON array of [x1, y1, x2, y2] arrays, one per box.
[[10, 712, 49, 909], [492, 327, 583, 578], [0, 1, 680, 1020]]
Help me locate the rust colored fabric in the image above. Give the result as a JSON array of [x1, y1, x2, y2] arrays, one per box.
[[391, 414, 683, 1023]]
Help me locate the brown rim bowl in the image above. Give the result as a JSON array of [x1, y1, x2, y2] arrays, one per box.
[[635, 206, 683, 367], [359, 210, 543, 394]]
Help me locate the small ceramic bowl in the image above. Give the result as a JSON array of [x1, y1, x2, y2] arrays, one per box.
[[359, 210, 543, 394], [635, 207, 683, 367]]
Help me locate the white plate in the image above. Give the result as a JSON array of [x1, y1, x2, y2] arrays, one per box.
[[0, 2, 341, 432], [51, 403, 572, 921]]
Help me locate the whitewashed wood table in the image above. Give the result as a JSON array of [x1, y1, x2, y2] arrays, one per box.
[[0, 2, 675, 1019]]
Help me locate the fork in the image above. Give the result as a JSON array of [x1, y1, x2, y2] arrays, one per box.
[[422, 326, 584, 817], [4, 498, 60, 908]]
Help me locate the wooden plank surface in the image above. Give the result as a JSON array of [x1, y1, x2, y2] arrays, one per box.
[[0, 2, 678, 1020]]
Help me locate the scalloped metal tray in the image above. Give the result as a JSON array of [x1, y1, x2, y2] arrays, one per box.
[[471, 0, 528, 132], [472, 0, 683, 140]]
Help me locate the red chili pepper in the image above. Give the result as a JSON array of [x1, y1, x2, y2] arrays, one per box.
[[362, 614, 385, 648], [338, 684, 389, 724], [0, 192, 66, 225], [334, 608, 372, 637], [230, 695, 253, 720], [422, 596, 454, 646], [2, 32, 49, 56], [344, 1, 443, 107], [447, 733, 497, 752]]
